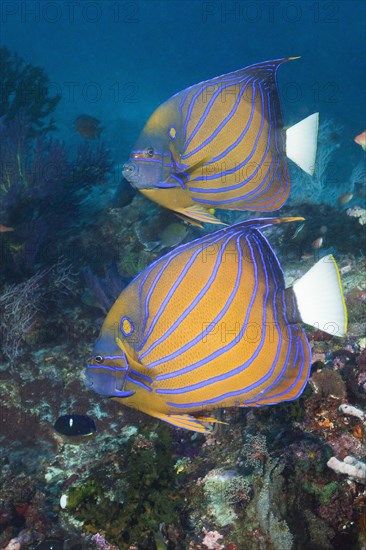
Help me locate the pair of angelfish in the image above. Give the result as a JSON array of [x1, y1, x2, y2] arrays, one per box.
[[86, 57, 347, 433]]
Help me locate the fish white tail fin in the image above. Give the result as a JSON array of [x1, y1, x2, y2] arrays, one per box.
[[293, 254, 347, 337], [286, 113, 319, 175]]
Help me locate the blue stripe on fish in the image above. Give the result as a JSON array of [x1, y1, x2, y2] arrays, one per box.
[[140, 232, 238, 362], [150, 234, 244, 372], [155, 233, 266, 395]]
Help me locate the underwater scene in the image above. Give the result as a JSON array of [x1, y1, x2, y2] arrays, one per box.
[[0, 0, 366, 548]]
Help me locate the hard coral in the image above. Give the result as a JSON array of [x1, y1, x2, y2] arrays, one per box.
[[202, 529, 224, 550], [309, 369, 347, 400]]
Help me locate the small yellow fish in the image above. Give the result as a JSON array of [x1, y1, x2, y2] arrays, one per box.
[[338, 192, 353, 206], [0, 224, 14, 233], [311, 237, 323, 249], [354, 131, 366, 151]]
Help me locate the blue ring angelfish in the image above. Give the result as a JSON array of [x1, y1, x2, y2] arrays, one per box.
[[120, 316, 134, 337]]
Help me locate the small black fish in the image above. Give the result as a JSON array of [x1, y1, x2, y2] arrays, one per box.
[[53, 415, 96, 437], [74, 114, 103, 139]]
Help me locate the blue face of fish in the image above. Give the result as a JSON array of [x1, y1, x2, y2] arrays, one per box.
[[122, 146, 176, 190], [123, 98, 184, 191], [85, 335, 135, 399]]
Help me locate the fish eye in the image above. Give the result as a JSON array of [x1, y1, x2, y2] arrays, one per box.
[[94, 355, 104, 364], [122, 162, 135, 174], [144, 146, 154, 158]]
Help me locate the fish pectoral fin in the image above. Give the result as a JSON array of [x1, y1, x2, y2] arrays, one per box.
[[153, 413, 220, 433], [175, 205, 227, 226]]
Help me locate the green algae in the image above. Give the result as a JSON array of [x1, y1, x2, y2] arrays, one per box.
[[66, 426, 184, 548]]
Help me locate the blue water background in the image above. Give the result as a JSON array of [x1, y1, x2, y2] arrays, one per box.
[[2, 0, 365, 175]]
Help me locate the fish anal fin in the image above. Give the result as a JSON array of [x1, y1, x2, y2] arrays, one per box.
[[174, 212, 204, 228], [153, 413, 221, 433], [175, 205, 227, 226], [194, 415, 228, 426]]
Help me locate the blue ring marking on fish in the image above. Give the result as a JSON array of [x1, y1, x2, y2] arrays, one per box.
[[151, 227, 275, 381], [240, 233, 305, 402], [245, 163, 288, 208], [291, 292, 298, 324], [189, 80, 268, 186], [199, 78, 257, 165], [129, 156, 174, 168], [129, 369, 153, 384], [181, 75, 253, 161], [261, 338, 307, 403], [141, 231, 242, 363], [243, 248, 309, 404], [155, 233, 269, 397], [95, 355, 125, 360], [181, 74, 243, 145], [140, 232, 239, 363], [136, 218, 281, 348], [180, 64, 267, 145], [170, 173, 186, 188], [189, 134, 281, 205], [243, 160, 280, 204], [120, 316, 134, 337], [293, 335, 301, 366], [191, 159, 283, 205], [255, 333, 308, 404], [155, 233, 263, 392], [230, 78, 288, 206], [163, 224, 307, 408], [139, 244, 208, 353], [155, 183, 178, 188], [192, 81, 272, 193], [250, 160, 283, 203], [126, 375, 152, 392], [130, 150, 174, 166], [137, 231, 223, 352], [149, 233, 244, 372], [184, 75, 257, 165], [87, 365, 129, 372], [182, 74, 252, 157], [240, 233, 286, 402]]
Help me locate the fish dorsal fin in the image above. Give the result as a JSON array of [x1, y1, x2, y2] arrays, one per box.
[[286, 113, 319, 175], [208, 57, 298, 88], [292, 254, 347, 336], [233, 216, 305, 231]]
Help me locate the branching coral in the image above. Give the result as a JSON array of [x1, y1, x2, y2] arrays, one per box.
[[289, 119, 354, 206], [0, 47, 60, 134], [0, 260, 76, 364], [0, 111, 112, 275]]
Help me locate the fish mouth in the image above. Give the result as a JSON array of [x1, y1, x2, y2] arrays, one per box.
[[122, 161, 140, 186]]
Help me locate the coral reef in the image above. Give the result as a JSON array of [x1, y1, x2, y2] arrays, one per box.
[[0, 52, 365, 549]]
